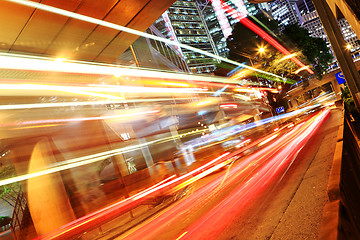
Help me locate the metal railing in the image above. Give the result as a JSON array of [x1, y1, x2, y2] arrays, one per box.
[[10, 191, 36, 240]]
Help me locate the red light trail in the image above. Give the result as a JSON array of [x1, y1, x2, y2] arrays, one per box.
[[35, 109, 329, 240], [217, 0, 314, 75], [178, 110, 329, 240], [122, 109, 330, 240]]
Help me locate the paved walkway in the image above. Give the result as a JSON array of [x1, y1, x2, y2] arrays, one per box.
[[218, 107, 343, 240], [270, 108, 342, 239]]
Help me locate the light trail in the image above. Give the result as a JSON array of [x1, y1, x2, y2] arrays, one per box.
[[4, 100, 302, 184], [184, 104, 321, 150], [180, 109, 329, 239], [4, 0, 287, 81], [0, 124, 218, 187], [30, 109, 328, 240], [233, 94, 251, 101], [122, 109, 329, 240], [0, 98, 192, 110], [216, 0, 314, 74], [0, 83, 207, 95], [258, 133, 279, 146], [0, 52, 241, 86], [34, 153, 231, 240], [0, 109, 160, 127]]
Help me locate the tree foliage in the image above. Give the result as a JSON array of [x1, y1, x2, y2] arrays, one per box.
[[227, 14, 280, 65], [282, 24, 333, 79], [341, 85, 357, 113], [0, 163, 20, 207], [226, 13, 333, 80]]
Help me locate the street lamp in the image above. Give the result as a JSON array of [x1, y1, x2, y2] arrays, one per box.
[[258, 47, 265, 53], [346, 44, 352, 50]]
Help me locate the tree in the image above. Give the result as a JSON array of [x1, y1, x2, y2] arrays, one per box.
[[226, 13, 333, 80], [282, 24, 333, 79], [341, 84, 358, 117], [227, 13, 280, 65], [0, 163, 20, 207]]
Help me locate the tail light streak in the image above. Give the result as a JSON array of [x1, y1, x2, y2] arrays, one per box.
[[179, 109, 329, 239], [123, 109, 329, 240]]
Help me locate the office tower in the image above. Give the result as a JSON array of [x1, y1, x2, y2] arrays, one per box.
[[154, 0, 266, 73], [296, 0, 315, 16], [302, 11, 360, 69], [117, 19, 190, 73], [198, 0, 263, 57], [269, 0, 300, 26], [159, 0, 219, 73]]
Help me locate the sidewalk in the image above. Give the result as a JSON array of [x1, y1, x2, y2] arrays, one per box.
[[269, 107, 343, 239], [220, 107, 344, 240]]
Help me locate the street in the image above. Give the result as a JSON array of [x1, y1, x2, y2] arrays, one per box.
[[105, 108, 341, 240]]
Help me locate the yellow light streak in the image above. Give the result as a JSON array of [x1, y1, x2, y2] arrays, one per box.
[[160, 82, 191, 87], [234, 94, 251, 101], [279, 53, 297, 62], [0, 53, 247, 86], [294, 65, 310, 74], [11, 124, 61, 130], [176, 232, 188, 240], [196, 100, 212, 106], [258, 134, 279, 146], [0, 83, 206, 96]]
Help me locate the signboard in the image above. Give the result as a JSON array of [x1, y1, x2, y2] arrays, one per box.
[[335, 71, 346, 85], [276, 106, 285, 114]]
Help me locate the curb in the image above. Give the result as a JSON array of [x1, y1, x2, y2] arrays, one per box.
[[318, 200, 340, 240], [318, 108, 344, 239]]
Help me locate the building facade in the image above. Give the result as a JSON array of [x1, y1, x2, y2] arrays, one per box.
[[153, 0, 266, 73], [296, 0, 315, 16], [269, 0, 300, 26], [157, 0, 219, 73], [301, 10, 360, 68]]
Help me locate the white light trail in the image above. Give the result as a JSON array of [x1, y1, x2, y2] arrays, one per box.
[[0, 131, 184, 187], [0, 53, 236, 85], [0, 98, 192, 110], [5, 0, 286, 81], [1, 109, 160, 127], [0, 83, 207, 95]]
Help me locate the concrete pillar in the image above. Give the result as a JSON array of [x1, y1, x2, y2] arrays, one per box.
[[313, 0, 360, 112], [330, 79, 342, 100], [138, 138, 154, 172], [325, 0, 360, 43], [27, 138, 75, 236], [113, 154, 130, 177]]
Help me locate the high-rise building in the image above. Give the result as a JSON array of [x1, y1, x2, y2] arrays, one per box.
[[296, 0, 315, 16], [153, 0, 267, 73], [269, 0, 300, 26], [158, 0, 219, 73], [301, 11, 360, 69], [197, 0, 251, 58], [117, 18, 190, 73]]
